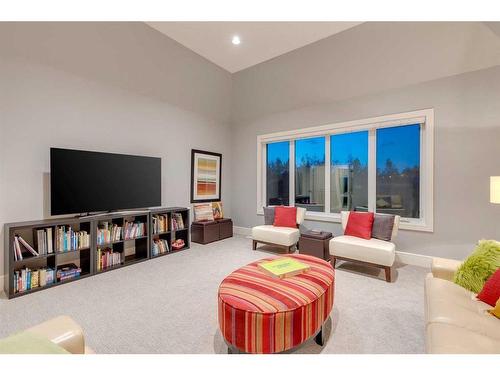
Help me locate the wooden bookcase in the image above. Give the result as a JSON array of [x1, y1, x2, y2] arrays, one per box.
[[150, 207, 190, 258], [3, 207, 190, 299]]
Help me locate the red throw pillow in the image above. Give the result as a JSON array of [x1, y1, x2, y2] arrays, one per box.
[[344, 211, 374, 240], [273, 206, 297, 228], [477, 268, 500, 306]]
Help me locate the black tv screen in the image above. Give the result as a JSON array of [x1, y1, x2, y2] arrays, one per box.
[[50, 148, 161, 215]]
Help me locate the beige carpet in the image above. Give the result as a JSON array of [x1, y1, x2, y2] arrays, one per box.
[[0, 235, 428, 353]]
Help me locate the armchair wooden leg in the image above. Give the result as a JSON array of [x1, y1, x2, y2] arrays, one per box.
[[384, 266, 392, 282], [252, 240, 257, 250], [331, 257, 336, 268]]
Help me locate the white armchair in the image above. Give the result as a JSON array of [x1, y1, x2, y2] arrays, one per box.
[[329, 211, 400, 282], [252, 207, 306, 253]]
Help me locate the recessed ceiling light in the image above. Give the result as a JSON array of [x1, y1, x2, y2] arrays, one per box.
[[231, 35, 241, 45]]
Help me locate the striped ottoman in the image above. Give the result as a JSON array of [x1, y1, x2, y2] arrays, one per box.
[[218, 253, 335, 354]]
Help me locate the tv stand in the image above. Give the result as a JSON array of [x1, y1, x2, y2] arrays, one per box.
[[4, 207, 190, 299]]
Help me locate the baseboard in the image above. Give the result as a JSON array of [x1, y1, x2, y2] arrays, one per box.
[[0, 276, 4, 298], [233, 225, 432, 268], [233, 226, 252, 237], [395, 251, 432, 268]]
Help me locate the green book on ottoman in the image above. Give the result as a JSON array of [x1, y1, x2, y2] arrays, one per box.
[[258, 257, 310, 278]]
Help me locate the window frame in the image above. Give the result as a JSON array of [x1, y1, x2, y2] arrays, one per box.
[[256, 109, 434, 232]]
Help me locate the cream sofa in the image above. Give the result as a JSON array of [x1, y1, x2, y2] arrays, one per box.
[[425, 257, 500, 354], [0, 315, 94, 354], [329, 211, 400, 282], [252, 207, 306, 252]]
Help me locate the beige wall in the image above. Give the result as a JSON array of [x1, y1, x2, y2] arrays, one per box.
[[0, 22, 233, 283], [231, 22, 500, 260]]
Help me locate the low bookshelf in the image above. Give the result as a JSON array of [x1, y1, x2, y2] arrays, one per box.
[[4, 207, 190, 299], [150, 207, 190, 258], [95, 211, 150, 273]]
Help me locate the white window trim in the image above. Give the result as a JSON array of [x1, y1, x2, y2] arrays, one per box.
[[257, 109, 434, 232]]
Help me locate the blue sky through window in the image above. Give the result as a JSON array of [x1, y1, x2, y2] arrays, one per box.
[[267, 124, 419, 172], [331, 131, 368, 166], [377, 124, 420, 171], [267, 141, 289, 164], [295, 137, 325, 167]]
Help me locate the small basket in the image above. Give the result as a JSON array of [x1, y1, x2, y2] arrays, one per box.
[[171, 240, 185, 250]]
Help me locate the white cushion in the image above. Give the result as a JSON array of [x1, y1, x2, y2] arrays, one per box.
[[296, 207, 306, 225], [340, 211, 400, 240], [252, 225, 300, 247], [426, 322, 500, 354], [424, 275, 500, 341], [329, 235, 395, 266]]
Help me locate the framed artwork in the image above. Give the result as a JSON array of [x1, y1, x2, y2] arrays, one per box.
[[191, 149, 222, 203]]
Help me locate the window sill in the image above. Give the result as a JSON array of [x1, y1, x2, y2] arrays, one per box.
[[256, 210, 433, 233]]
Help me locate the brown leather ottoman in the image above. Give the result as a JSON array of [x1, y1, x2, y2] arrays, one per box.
[[191, 218, 233, 244], [298, 230, 333, 261], [217, 218, 233, 239], [191, 220, 220, 244]]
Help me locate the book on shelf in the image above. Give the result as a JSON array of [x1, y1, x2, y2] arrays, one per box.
[[13, 235, 39, 261], [97, 247, 122, 271], [31, 270, 39, 288], [97, 222, 122, 245], [13, 236, 22, 261], [152, 238, 170, 256], [56, 263, 81, 282], [13, 267, 55, 294], [35, 228, 54, 255], [152, 214, 168, 234], [56, 226, 89, 252], [46, 227, 53, 253], [18, 235, 39, 257], [124, 221, 146, 240], [39, 268, 47, 287], [171, 213, 185, 231]]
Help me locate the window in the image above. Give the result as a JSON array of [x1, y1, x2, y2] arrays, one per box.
[[295, 137, 325, 212], [257, 109, 433, 232], [330, 131, 368, 213], [266, 141, 289, 206], [376, 124, 420, 218]]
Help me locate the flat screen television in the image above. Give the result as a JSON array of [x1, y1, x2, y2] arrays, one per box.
[[50, 148, 161, 215]]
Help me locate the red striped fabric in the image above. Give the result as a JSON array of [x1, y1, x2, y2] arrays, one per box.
[[218, 254, 335, 353]]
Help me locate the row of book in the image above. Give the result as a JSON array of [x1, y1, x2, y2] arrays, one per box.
[[97, 247, 122, 271], [13, 267, 55, 294], [152, 214, 168, 234], [171, 213, 185, 231], [152, 238, 170, 256], [13, 235, 39, 261], [55, 226, 89, 252], [36, 228, 54, 255], [124, 221, 146, 240], [56, 264, 81, 282], [97, 222, 122, 245]]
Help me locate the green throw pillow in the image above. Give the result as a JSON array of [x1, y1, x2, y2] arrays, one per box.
[[454, 240, 500, 293]]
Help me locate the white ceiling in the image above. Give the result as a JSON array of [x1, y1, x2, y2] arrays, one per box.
[[146, 22, 362, 73]]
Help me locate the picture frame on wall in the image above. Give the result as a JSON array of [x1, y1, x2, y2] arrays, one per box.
[[191, 149, 222, 203]]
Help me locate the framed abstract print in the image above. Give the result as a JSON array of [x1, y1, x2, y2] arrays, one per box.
[[191, 149, 222, 203]]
